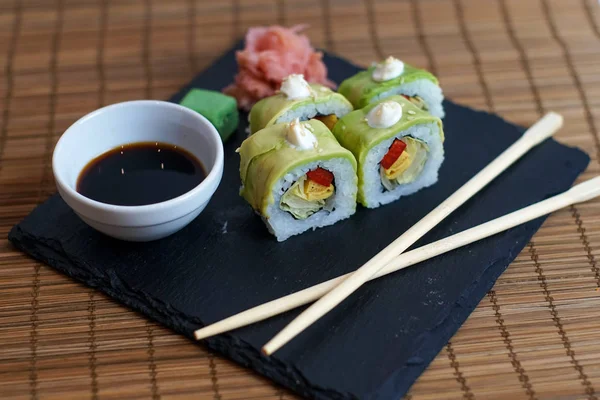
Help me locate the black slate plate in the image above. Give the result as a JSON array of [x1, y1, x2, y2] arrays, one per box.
[[9, 46, 590, 400]]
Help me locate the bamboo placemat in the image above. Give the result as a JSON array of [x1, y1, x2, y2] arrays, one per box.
[[1, 0, 599, 399]]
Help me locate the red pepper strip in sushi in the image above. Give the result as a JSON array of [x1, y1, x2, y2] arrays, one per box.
[[380, 139, 407, 169], [306, 167, 334, 187]]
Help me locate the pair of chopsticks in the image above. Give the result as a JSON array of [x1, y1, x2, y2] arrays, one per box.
[[194, 113, 600, 355]]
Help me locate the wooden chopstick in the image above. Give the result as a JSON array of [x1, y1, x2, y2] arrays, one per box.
[[194, 175, 600, 341], [261, 112, 564, 355]]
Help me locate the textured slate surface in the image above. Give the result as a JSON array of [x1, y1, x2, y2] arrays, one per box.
[[8, 47, 590, 400]]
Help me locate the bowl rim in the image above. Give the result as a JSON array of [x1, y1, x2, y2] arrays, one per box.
[[52, 100, 225, 216]]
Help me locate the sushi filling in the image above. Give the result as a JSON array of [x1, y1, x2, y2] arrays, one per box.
[[402, 95, 429, 112], [313, 114, 339, 131], [379, 137, 429, 191], [280, 167, 335, 219]]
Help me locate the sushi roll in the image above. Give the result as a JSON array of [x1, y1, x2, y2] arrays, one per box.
[[332, 95, 444, 208], [239, 118, 358, 241], [338, 56, 445, 119], [249, 74, 353, 134]]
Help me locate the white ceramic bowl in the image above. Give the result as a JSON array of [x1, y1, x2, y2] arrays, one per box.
[[52, 100, 224, 242]]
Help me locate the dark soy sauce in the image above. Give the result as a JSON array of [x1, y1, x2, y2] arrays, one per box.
[[77, 142, 206, 206]]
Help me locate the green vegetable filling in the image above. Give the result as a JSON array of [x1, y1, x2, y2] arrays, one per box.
[[280, 175, 335, 220], [380, 137, 429, 191], [405, 95, 429, 112]]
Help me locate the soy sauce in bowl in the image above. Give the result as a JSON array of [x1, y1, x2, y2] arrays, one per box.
[[77, 142, 206, 206]]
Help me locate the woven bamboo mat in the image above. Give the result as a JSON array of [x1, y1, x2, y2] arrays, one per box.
[[1, 0, 599, 399]]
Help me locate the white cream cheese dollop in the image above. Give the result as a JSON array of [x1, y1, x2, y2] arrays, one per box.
[[286, 118, 318, 150], [280, 74, 312, 100], [372, 56, 405, 82], [366, 101, 402, 128]]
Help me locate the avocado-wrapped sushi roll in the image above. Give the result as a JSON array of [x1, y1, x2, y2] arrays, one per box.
[[339, 56, 445, 119], [239, 118, 358, 241], [333, 95, 444, 208], [249, 74, 353, 134]]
